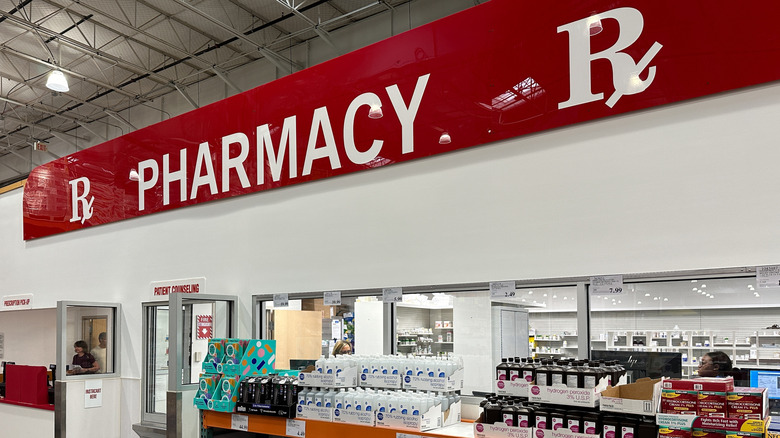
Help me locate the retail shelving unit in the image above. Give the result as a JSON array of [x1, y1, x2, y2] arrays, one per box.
[[592, 329, 780, 377], [396, 302, 454, 356], [201, 410, 473, 438], [533, 332, 578, 357]]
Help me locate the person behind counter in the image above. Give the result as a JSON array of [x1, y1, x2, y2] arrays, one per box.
[[68, 340, 99, 375], [698, 350, 733, 377], [332, 340, 353, 355], [90, 332, 107, 373]]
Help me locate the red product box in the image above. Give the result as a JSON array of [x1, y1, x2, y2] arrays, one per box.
[[698, 391, 728, 417], [727, 387, 768, 419], [663, 378, 734, 392], [662, 389, 699, 415]]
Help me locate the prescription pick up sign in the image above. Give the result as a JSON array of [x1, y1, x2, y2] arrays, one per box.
[[151, 277, 205, 300]]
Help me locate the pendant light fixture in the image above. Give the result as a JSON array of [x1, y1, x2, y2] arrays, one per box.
[[46, 70, 69, 93]]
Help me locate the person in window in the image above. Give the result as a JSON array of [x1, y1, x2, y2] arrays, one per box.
[[332, 340, 353, 356], [68, 340, 99, 375], [90, 332, 108, 373], [698, 351, 732, 377]]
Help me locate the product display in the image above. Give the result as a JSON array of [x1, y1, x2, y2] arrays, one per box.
[[496, 357, 625, 388]]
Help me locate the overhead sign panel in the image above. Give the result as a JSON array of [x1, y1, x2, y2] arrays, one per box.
[[22, 0, 780, 239]]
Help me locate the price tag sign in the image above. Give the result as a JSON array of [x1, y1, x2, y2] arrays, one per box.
[[274, 293, 289, 308], [490, 281, 517, 299], [383, 287, 403, 303], [757, 265, 780, 288], [286, 419, 306, 437], [231, 414, 249, 431], [590, 275, 624, 295], [324, 291, 342, 306]]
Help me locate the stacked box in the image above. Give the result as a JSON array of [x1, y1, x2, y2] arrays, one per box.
[[662, 389, 699, 415], [727, 387, 768, 420], [698, 391, 728, 418]]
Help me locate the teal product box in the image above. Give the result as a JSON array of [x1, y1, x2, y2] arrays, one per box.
[[205, 374, 243, 412], [193, 373, 221, 409], [203, 339, 225, 374]]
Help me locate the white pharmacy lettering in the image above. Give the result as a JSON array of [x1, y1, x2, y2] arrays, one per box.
[[69, 177, 95, 224], [137, 74, 431, 211], [558, 7, 663, 109]]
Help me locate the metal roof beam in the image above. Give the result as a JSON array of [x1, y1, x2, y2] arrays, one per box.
[[170, 0, 299, 74]]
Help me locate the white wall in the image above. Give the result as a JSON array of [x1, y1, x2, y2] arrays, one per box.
[[2, 1, 780, 436], [0, 308, 56, 366]]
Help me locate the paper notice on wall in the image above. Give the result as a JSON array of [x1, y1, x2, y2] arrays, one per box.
[[85, 379, 103, 408], [590, 275, 624, 295], [331, 319, 343, 340], [757, 265, 780, 288]]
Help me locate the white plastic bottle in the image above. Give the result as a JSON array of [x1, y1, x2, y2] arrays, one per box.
[[314, 388, 325, 407], [305, 387, 317, 405], [334, 388, 346, 409], [324, 389, 336, 408], [315, 355, 325, 373], [297, 387, 310, 405]]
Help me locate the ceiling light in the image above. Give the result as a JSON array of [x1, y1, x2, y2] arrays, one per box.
[[553, 295, 557, 299], [368, 105, 383, 119], [563, 297, 568, 300], [701, 284, 706, 288], [663, 298, 668, 301], [46, 70, 69, 92], [543, 293, 547, 297], [637, 301, 642, 304], [691, 280, 698, 283], [645, 293, 650, 297], [439, 132, 451, 144], [618, 300, 622, 304], [653, 297, 658, 300], [528, 291, 533, 294], [708, 295, 714, 299], [755, 294, 761, 297]]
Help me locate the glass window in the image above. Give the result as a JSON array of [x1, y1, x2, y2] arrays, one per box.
[[396, 293, 454, 357], [260, 296, 387, 369], [144, 304, 168, 416], [60, 303, 118, 377], [589, 276, 778, 379]]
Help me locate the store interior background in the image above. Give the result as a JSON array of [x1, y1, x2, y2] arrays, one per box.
[[2, 0, 780, 436]]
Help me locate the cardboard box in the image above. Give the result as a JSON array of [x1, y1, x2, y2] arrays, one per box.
[[662, 378, 734, 392], [662, 389, 699, 415], [600, 377, 661, 416], [698, 391, 728, 417], [727, 387, 768, 419]]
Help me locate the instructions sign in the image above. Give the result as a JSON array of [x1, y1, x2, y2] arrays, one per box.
[[383, 288, 403, 303], [490, 281, 517, 299], [757, 265, 780, 288], [324, 291, 342, 306], [84, 379, 103, 408], [274, 293, 289, 308], [590, 275, 624, 295]]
